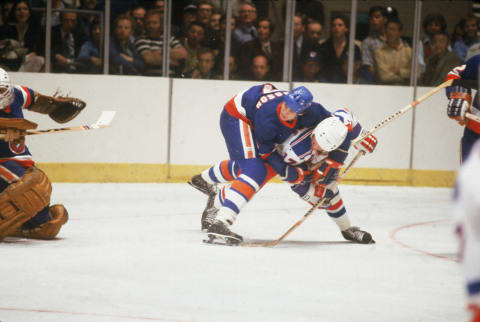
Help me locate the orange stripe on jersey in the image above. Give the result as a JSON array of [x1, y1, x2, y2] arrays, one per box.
[[224, 97, 252, 126], [220, 161, 235, 181], [0, 165, 19, 183], [242, 122, 254, 158], [20, 86, 32, 107], [231, 180, 256, 200]]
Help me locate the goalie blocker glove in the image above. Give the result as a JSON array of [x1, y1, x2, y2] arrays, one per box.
[[447, 85, 471, 124]]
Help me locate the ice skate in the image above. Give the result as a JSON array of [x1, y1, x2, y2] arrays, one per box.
[[341, 226, 375, 244], [201, 193, 218, 231], [204, 220, 243, 246], [188, 174, 217, 197]]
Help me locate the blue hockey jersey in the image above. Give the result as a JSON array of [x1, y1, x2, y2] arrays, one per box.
[[224, 83, 331, 178], [0, 85, 35, 166]]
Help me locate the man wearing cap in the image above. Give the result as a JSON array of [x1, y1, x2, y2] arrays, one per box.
[[188, 84, 334, 244]]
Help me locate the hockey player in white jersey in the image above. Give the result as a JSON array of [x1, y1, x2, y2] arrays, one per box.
[[279, 108, 377, 244], [453, 140, 480, 322]]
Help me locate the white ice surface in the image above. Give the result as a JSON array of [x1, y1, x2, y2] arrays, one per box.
[[0, 183, 469, 322]]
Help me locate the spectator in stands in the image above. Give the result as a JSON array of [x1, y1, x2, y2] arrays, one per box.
[[0, 0, 15, 26], [51, 11, 86, 73], [341, 47, 362, 83], [154, 0, 164, 14], [360, 6, 387, 84], [131, 5, 146, 40], [374, 18, 411, 85], [318, 14, 360, 83], [196, 0, 213, 27], [176, 4, 197, 39], [305, 20, 324, 45], [421, 31, 460, 86], [422, 13, 447, 61], [135, 9, 187, 76], [210, 11, 221, 32], [195, 1, 218, 54], [110, 14, 144, 75], [231, 1, 257, 54], [250, 54, 271, 81], [77, 0, 100, 41], [76, 17, 102, 74], [453, 14, 480, 62], [212, 14, 237, 74], [0, 0, 45, 72], [181, 22, 205, 75], [300, 50, 324, 83], [451, 19, 465, 47], [292, 12, 319, 81], [237, 17, 283, 81], [39, 0, 73, 28], [188, 47, 219, 79]]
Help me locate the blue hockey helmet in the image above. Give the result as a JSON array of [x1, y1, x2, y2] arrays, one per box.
[[284, 86, 313, 114]]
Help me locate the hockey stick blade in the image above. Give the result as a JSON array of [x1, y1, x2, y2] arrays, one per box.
[[19, 111, 117, 136]]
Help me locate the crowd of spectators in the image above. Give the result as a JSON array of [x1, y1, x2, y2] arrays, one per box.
[[0, 0, 478, 86]]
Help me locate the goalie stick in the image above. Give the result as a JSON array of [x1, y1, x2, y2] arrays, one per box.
[[242, 150, 365, 247], [0, 111, 116, 138]]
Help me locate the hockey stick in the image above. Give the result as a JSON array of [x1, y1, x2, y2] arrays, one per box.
[[243, 150, 365, 248], [0, 111, 116, 138], [352, 79, 454, 145]]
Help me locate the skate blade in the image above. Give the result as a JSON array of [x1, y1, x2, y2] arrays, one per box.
[[187, 181, 209, 195], [203, 233, 241, 246]]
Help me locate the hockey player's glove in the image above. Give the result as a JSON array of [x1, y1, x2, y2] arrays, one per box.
[[316, 159, 342, 185], [354, 133, 378, 154], [447, 85, 471, 125]]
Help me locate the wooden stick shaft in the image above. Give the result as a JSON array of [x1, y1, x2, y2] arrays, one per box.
[[352, 79, 453, 145]]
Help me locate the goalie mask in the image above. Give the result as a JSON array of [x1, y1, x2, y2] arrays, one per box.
[[312, 117, 348, 152], [0, 68, 14, 109]]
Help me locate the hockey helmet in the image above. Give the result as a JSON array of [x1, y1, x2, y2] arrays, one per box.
[[284, 86, 313, 114], [312, 117, 348, 152], [0, 68, 14, 109]]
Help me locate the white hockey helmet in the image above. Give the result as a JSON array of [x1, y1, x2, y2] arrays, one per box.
[[312, 117, 348, 152], [0, 68, 14, 109]]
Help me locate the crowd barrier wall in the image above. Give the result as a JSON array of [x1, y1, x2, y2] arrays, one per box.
[[9, 73, 463, 186]]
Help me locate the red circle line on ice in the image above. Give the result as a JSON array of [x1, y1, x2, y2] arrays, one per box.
[[0, 306, 191, 321], [390, 219, 459, 262]]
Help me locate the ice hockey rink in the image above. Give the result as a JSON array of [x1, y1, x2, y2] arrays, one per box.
[[0, 182, 469, 322]]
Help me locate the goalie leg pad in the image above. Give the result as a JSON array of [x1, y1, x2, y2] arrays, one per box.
[[0, 166, 52, 241], [10, 204, 68, 239]]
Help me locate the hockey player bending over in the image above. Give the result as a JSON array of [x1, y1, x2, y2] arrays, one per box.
[[453, 140, 480, 322], [445, 54, 480, 162], [280, 108, 377, 244], [0, 68, 85, 241], [189, 84, 332, 245]]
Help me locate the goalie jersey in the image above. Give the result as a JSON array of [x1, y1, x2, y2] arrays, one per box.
[[278, 108, 364, 166], [0, 85, 35, 166]]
